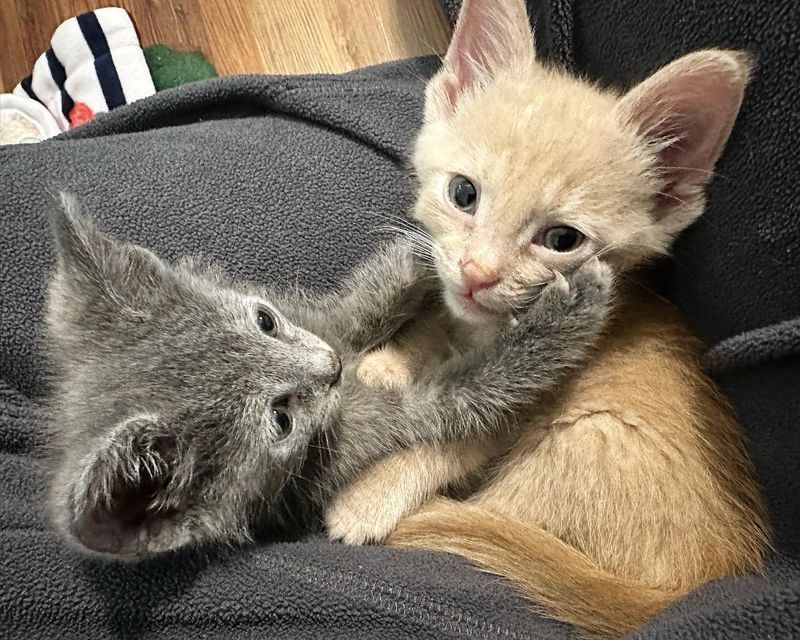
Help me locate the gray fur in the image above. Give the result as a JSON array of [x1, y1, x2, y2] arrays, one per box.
[[44, 195, 612, 560], [46, 194, 343, 559]]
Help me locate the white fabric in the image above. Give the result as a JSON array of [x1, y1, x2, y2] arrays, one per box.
[[0, 93, 61, 144], [95, 8, 155, 102]]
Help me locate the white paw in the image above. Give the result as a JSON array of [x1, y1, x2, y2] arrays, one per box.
[[325, 497, 406, 545]]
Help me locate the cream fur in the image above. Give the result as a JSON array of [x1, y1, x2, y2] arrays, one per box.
[[326, 0, 768, 636]]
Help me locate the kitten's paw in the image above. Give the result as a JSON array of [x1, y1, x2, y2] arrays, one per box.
[[565, 257, 614, 307], [325, 491, 409, 545], [532, 258, 614, 323], [357, 349, 414, 389]]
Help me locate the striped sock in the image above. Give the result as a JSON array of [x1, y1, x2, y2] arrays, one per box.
[[12, 7, 155, 130]]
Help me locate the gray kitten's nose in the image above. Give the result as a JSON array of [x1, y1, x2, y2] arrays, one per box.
[[329, 354, 343, 387]]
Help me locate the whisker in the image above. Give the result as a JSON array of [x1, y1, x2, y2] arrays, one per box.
[[323, 429, 334, 463], [592, 241, 630, 261], [659, 165, 728, 181], [655, 191, 689, 207], [616, 272, 675, 307], [308, 442, 340, 454]]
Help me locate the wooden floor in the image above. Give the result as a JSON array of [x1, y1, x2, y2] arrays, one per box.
[[0, 0, 451, 92]]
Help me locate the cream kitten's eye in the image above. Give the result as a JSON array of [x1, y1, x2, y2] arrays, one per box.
[[538, 226, 584, 252], [447, 175, 478, 213]]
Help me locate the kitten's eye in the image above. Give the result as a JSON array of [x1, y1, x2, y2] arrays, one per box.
[[272, 409, 292, 438], [257, 309, 276, 335], [539, 226, 584, 253], [447, 175, 478, 213]]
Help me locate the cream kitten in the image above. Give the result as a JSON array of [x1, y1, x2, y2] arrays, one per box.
[[326, 0, 768, 636]]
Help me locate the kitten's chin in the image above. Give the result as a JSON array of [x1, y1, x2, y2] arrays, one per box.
[[443, 288, 502, 326]]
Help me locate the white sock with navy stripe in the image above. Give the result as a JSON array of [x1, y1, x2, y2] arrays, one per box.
[[11, 7, 155, 130]]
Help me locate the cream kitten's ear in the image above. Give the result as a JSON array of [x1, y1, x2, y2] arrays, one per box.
[[617, 50, 753, 231], [426, 0, 534, 120]]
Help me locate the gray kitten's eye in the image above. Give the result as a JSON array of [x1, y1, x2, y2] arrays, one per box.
[[538, 226, 584, 252], [257, 309, 276, 335], [272, 408, 292, 438], [447, 175, 478, 213]]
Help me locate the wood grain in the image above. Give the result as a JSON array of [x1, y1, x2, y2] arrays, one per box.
[[0, 0, 450, 92]]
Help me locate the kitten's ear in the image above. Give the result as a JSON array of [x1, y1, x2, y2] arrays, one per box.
[[49, 193, 169, 304], [63, 415, 193, 559], [617, 50, 753, 231], [426, 0, 534, 119]]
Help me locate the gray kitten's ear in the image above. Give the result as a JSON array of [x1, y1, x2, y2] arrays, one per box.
[[426, 0, 534, 120], [64, 415, 193, 559], [616, 50, 753, 233], [49, 193, 169, 304]]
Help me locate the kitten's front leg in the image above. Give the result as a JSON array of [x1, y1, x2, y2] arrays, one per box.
[[329, 260, 614, 484], [278, 239, 435, 353], [403, 259, 615, 443], [325, 440, 498, 544]]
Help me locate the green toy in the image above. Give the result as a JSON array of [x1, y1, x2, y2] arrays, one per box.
[[143, 44, 217, 91]]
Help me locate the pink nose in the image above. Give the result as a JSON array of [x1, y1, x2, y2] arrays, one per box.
[[460, 260, 500, 293]]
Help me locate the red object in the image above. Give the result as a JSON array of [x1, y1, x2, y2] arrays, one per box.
[[69, 102, 95, 128]]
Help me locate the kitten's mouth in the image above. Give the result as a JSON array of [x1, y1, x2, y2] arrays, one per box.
[[450, 288, 501, 318], [459, 291, 490, 312]]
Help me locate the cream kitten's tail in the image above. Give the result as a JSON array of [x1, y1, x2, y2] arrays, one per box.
[[389, 498, 678, 638]]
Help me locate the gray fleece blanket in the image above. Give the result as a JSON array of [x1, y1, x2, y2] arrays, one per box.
[[2, 5, 799, 640]]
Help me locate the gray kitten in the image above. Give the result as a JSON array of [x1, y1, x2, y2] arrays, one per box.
[[44, 195, 612, 560]]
